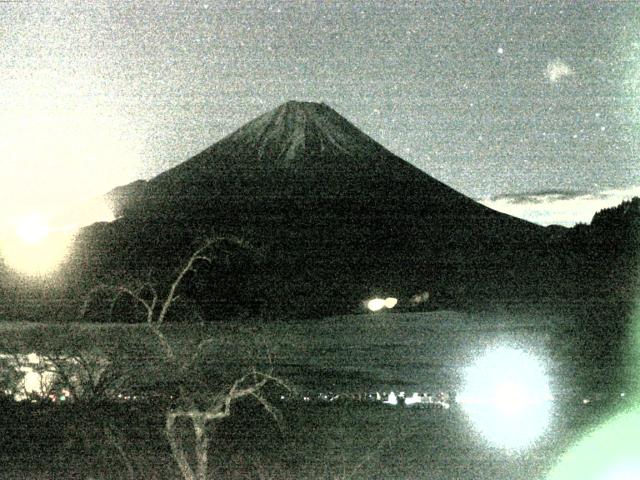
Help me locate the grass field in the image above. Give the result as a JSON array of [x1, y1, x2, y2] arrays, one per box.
[[0, 309, 575, 391]]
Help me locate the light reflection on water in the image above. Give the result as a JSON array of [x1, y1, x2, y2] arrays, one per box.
[[0, 352, 71, 401]]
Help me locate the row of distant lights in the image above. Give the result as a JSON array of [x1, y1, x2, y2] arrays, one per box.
[[366, 297, 398, 312]]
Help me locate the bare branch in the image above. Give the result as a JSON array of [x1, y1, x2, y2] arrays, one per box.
[[156, 237, 222, 326], [187, 338, 215, 369], [82, 283, 156, 322], [251, 391, 283, 425], [104, 425, 136, 480], [156, 234, 253, 327]]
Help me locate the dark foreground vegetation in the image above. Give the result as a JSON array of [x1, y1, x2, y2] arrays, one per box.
[[0, 392, 619, 480], [1, 298, 638, 479]]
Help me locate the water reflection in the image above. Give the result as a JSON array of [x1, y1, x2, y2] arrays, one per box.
[[0, 353, 60, 401], [0, 352, 108, 402]]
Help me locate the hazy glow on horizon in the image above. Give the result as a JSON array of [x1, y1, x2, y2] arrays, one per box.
[[0, 103, 139, 222], [480, 185, 640, 226]]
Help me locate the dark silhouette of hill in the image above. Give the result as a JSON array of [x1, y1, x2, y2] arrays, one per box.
[[559, 197, 640, 299], [63, 101, 568, 320], [104, 179, 147, 218], [551, 197, 640, 392]]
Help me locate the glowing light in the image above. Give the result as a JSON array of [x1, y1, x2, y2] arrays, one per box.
[[410, 291, 430, 305], [13, 353, 57, 401], [383, 391, 398, 405], [366, 297, 398, 312], [1, 199, 115, 276], [459, 346, 553, 450], [1, 214, 74, 276], [367, 298, 386, 312], [16, 214, 49, 244], [384, 297, 398, 309], [546, 59, 573, 83]]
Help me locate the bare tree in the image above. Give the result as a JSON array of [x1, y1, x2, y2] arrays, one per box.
[[166, 367, 289, 480], [82, 235, 251, 356], [82, 235, 290, 480]]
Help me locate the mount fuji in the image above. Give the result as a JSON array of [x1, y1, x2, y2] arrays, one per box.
[[71, 101, 559, 319]]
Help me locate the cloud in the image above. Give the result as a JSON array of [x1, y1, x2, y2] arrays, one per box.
[[489, 189, 587, 205], [545, 60, 574, 83], [479, 186, 640, 226]]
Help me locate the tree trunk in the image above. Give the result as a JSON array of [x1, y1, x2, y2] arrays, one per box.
[[166, 413, 196, 480], [193, 415, 209, 480]]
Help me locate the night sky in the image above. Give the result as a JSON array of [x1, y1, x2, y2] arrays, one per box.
[[2, 1, 639, 226]]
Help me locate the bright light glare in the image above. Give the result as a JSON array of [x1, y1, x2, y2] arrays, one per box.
[[367, 298, 386, 312], [0, 107, 139, 220], [384, 297, 398, 309], [458, 346, 553, 450], [15, 214, 49, 244], [2, 213, 73, 276], [1, 200, 115, 277], [367, 297, 398, 312], [604, 462, 640, 480]]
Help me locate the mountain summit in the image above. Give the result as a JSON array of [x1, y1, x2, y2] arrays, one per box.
[[145, 100, 445, 199], [128, 101, 524, 221], [76, 101, 552, 318], [219, 100, 383, 165]]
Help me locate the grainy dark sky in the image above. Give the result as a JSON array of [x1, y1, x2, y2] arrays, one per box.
[[2, 0, 639, 225]]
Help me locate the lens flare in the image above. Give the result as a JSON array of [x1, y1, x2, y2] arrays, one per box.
[[547, 408, 640, 480], [458, 346, 553, 450]]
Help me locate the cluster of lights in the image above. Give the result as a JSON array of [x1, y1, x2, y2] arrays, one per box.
[[366, 297, 398, 312]]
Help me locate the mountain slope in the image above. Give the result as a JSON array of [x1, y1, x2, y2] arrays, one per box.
[[71, 101, 554, 319], [110, 104, 488, 211]]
